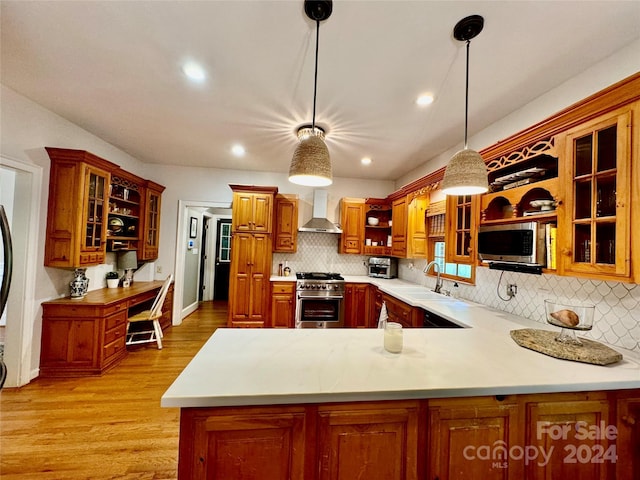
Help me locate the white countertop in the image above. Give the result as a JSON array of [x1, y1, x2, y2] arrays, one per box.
[[162, 278, 640, 408]]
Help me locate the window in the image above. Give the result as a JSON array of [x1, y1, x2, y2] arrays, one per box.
[[218, 221, 232, 262], [427, 211, 474, 284]]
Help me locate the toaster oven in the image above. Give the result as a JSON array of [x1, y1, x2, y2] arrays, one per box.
[[368, 257, 397, 278]]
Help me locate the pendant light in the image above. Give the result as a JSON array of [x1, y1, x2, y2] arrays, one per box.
[[289, 0, 333, 187], [441, 15, 488, 196]]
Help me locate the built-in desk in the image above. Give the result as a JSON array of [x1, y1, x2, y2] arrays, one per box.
[[40, 281, 173, 377]]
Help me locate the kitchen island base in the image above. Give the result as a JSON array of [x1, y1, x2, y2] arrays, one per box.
[[175, 389, 638, 480]]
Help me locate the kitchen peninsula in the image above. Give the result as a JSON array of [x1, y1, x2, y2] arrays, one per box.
[[162, 283, 640, 480]]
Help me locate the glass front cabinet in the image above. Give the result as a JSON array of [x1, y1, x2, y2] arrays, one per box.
[[558, 107, 632, 280]]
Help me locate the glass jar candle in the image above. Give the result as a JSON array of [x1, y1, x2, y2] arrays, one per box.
[[384, 322, 403, 353]]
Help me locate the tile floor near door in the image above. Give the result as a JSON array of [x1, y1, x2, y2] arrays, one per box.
[[0, 301, 226, 480]]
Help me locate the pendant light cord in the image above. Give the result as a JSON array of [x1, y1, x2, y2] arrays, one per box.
[[464, 39, 470, 148], [312, 19, 320, 131]]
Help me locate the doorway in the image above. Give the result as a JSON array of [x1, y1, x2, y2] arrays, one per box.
[[213, 218, 232, 301], [174, 201, 231, 323], [0, 157, 42, 387]]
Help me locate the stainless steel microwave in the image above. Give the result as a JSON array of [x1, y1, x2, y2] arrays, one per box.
[[478, 222, 545, 265]]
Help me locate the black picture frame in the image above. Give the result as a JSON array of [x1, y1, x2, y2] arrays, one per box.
[[189, 217, 198, 238]]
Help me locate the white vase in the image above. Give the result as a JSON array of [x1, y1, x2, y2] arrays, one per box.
[[106, 279, 119, 289]]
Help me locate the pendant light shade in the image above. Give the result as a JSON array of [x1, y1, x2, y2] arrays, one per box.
[[441, 148, 488, 195], [441, 15, 488, 196], [289, 0, 333, 187], [289, 126, 332, 186]]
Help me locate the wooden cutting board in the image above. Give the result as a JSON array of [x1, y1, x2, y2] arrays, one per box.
[[510, 328, 623, 365]]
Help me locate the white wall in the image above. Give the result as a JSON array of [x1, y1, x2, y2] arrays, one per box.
[[396, 38, 640, 189]]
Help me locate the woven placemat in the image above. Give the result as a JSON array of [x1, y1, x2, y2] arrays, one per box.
[[510, 329, 623, 366]]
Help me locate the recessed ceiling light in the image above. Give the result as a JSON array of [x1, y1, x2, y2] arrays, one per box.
[[416, 94, 434, 106], [182, 62, 206, 82], [231, 144, 245, 157], [361, 157, 372, 165]]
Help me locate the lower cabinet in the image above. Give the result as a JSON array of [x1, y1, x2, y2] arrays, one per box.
[[381, 292, 422, 327], [523, 392, 613, 480], [428, 396, 522, 480], [178, 406, 307, 480], [177, 390, 637, 480], [317, 402, 420, 480], [271, 281, 295, 328], [616, 392, 640, 480], [344, 283, 371, 328]]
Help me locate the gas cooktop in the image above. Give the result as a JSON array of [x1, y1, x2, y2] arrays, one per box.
[[296, 272, 344, 281]]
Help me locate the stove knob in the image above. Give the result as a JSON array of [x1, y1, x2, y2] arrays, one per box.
[[322, 285, 327, 289]]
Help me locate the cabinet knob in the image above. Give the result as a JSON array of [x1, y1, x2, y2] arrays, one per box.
[[562, 248, 572, 257]]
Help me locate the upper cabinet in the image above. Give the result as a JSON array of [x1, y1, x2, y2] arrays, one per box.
[[476, 74, 640, 282], [445, 194, 480, 265], [45, 148, 165, 267], [45, 148, 115, 267], [273, 194, 298, 253], [140, 180, 165, 261], [557, 107, 633, 281], [391, 196, 407, 257], [107, 169, 143, 253], [406, 190, 429, 259], [230, 184, 277, 233], [363, 199, 392, 256], [481, 137, 560, 224], [340, 198, 365, 255]]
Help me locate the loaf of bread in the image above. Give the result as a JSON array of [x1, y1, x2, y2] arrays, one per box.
[[550, 309, 580, 327]]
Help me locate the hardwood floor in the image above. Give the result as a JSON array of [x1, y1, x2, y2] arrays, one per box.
[[0, 301, 227, 480]]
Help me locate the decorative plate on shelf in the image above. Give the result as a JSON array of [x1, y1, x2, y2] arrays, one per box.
[[530, 199, 556, 211]]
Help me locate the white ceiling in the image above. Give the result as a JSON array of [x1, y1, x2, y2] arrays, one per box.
[[2, 1, 639, 182]]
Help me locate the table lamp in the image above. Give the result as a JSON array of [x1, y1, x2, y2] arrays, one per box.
[[117, 250, 138, 287]]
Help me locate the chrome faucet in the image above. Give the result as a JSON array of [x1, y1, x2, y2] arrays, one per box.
[[423, 261, 443, 294]]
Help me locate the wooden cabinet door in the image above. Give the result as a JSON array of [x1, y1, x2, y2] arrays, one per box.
[[523, 393, 612, 480], [40, 316, 100, 372], [317, 402, 419, 480], [271, 282, 295, 328], [428, 396, 521, 480], [249, 233, 271, 322], [44, 150, 112, 267], [273, 194, 298, 253], [140, 181, 164, 260], [558, 107, 632, 281], [391, 197, 407, 257], [228, 233, 271, 326], [179, 407, 307, 480], [344, 283, 370, 328], [340, 199, 365, 254], [228, 233, 253, 324], [232, 192, 273, 233], [616, 392, 640, 480], [370, 286, 383, 327], [406, 193, 428, 259], [445, 194, 480, 265]]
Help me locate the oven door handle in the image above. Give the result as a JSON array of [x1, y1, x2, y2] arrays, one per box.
[[297, 294, 344, 300]]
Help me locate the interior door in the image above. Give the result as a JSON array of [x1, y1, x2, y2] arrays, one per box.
[[213, 219, 232, 301]]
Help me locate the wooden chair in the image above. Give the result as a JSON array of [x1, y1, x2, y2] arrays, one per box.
[[126, 274, 173, 350]]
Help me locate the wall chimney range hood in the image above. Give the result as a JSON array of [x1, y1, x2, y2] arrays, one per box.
[[299, 190, 342, 234]]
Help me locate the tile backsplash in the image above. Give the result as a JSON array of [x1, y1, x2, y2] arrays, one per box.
[[273, 238, 639, 353], [272, 232, 369, 276], [400, 258, 640, 353]]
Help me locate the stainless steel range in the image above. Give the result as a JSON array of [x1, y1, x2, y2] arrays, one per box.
[[295, 272, 345, 328]]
